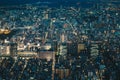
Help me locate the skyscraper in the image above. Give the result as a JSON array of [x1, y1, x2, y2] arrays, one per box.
[[78, 43, 85, 54]]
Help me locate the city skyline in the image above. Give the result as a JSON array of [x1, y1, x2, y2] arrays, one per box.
[[0, 0, 120, 80]]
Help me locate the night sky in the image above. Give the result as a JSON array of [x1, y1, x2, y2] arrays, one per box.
[[0, 0, 97, 6]]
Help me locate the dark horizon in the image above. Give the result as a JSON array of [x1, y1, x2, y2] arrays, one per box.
[[0, 0, 100, 6]]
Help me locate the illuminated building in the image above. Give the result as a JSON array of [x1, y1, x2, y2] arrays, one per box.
[[78, 44, 85, 54], [0, 43, 17, 57], [90, 43, 99, 58], [60, 33, 67, 43], [17, 43, 25, 51], [37, 42, 55, 61], [61, 34, 65, 43], [0, 29, 11, 35], [41, 43, 52, 51], [37, 51, 55, 61], [0, 45, 10, 55], [58, 43, 67, 56], [55, 68, 70, 80]]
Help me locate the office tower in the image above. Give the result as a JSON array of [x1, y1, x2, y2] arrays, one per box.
[[53, 40, 58, 52], [0, 44, 10, 55], [67, 41, 78, 56], [0, 43, 17, 56], [55, 68, 70, 80], [78, 44, 85, 54], [61, 33, 65, 43], [59, 43, 67, 56], [45, 12, 49, 19], [9, 43, 17, 57], [60, 33, 67, 43], [90, 43, 99, 58], [37, 51, 55, 61], [37, 50, 55, 80]]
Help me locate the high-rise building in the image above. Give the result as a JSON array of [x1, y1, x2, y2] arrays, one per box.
[[78, 44, 85, 54], [61, 34, 65, 43], [52, 40, 58, 52], [37, 51, 55, 61], [59, 43, 67, 56], [55, 68, 70, 80], [43, 10, 49, 19], [37, 50, 55, 80], [0, 44, 10, 55], [60, 33, 67, 43], [67, 41, 78, 56], [0, 43, 17, 56], [90, 43, 99, 58], [9, 43, 17, 57]]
